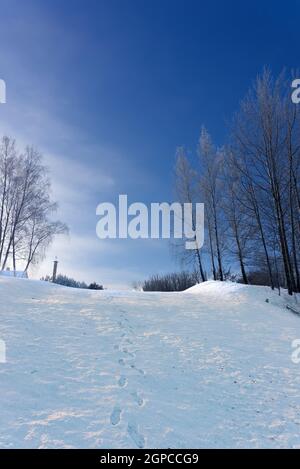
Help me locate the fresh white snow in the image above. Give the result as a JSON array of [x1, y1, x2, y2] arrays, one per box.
[[0, 277, 300, 448]]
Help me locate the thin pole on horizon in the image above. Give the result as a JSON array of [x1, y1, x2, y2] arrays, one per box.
[[52, 258, 58, 282]]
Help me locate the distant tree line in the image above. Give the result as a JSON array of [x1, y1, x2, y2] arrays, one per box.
[[142, 270, 239, 292], [143, 271, 199, 292], [175, 69, 300, 295], [0, 137, 67, 273], [42, 274, 103, 290]]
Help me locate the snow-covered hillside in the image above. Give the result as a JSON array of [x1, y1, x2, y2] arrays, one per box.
[[0, 277, 300, 448]]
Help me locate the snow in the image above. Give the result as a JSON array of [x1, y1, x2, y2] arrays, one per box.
[[0, 277, 300, 449], [185, 279, 246, 295]]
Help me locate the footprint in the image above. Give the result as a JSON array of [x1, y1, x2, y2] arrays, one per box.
[[119, 358, 126, 366], [128, 423, 145, 448], [132, 391, 144, 407], [122, 348, 135, 358], [110, 406, 121, 426], [130, 364, 145, 376], [118, 376, 127, 387]]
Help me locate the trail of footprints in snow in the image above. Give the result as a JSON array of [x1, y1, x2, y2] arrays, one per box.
[[109, 309, 146, 448]]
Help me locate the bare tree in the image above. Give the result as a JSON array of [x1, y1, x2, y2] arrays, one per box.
[[0, 136, 68, 273], [0, 137, 18, 265], [174, 147, 206, 281], [22, 211, 67, 273], [222, 149, 256, 284], [198, 127, 226, 281], [171, 69, 300, 295], [232, 69, 300, 294]]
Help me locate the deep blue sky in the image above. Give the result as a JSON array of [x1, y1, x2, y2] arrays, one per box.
[[0, 0, 299, 287]]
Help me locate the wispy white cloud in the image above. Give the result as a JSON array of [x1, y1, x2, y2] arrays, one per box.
[[0, 68, 154, 287], [0, 3, 173, 288], [46, 152, 115, 216]]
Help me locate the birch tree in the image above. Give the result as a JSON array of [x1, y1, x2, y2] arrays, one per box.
[[174, 147, 206, 281], [0, 136, 67, 273]]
